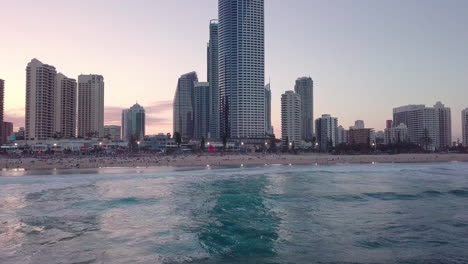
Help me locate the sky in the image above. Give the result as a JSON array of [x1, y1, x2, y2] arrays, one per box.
[[1, 0, 467, 140]]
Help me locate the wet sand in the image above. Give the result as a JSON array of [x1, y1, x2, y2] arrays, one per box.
[[1, 153, 468, 171]]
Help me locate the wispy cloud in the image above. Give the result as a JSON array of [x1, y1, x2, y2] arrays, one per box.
[[4, 107, 25, 129], [3, 100, 173, 131]]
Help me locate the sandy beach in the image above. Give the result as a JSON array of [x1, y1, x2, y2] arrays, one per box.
[[1, 153, 468, 171]]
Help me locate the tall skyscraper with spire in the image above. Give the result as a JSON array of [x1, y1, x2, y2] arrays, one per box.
[[294, 76, 314, 141], [25, 58, 57, 140], [219, 0, 265, 140], [207, 19, 220, 139]]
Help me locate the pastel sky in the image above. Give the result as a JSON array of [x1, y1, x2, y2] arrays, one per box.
[[1, 0, 467, 139]]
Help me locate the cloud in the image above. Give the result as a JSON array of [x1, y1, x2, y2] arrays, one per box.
[[4, 107, 25, 129], [3, 100, 173, 132]]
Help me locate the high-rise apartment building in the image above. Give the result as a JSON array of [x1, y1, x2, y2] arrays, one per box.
[[55, 73, 77, 138], [173, 72, 198, 139], [208, 19, 220, 139], [384, 123, 409, 144], [434, 101, 452, 149], [104, 125, 121, 141], [393, 103, 452, 150], [0, 79, 4, 144], [294, 77, 314, 141], [25, 59, 57, 140], [393, 105, 438, 150], [219, 0, 265, 140], [462, 108, 468, 147], [315, 114, 338, 151], [194, 82, 210, 139], [281, 91, 301, 147], [336, 125, 348, 145], [77, 75, 104, 138], [2, 122, 13, 144], [265, 83, 272, 136], [122, 103, 145, 141]]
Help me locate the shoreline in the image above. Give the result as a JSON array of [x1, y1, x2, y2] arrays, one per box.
[[1, 153, 468, 171]]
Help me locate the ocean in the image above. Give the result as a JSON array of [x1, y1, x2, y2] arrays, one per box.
[[1, 162, 468, 264]]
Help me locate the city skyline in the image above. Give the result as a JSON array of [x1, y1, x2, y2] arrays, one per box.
[[1, 0, 467, 139]]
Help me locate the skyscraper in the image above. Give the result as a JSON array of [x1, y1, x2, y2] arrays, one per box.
[[55, 73, 77, 138], [294, 77, 314, 141], [462, 108, 468, 147], [315, 114, 338, 152], [265, 83, 273, 136], [208, 19, 220, 139], [0, 79, 4, 144], [173, 72, 198, 139], [393, 105, 438, 150], [434, 101, 452, 149], [219, 0, 265, 140], [122, 103, 145, 141], [78, 74, 104, 138], [281, 91, 301, 147], [25, 58, 57, 140], [194, 82, 210, 139]]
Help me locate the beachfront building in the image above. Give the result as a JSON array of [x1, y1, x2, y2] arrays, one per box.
[[0, 79, 4, 144], [173, 72, 198, 140], [55, 73, 77, 138], [349, 128, 373, 146], [336, 125, 348, 145], [265, 83, 273, 136], [384, 123, 409, 144], [463, 108, 468, 147], [315, 114, 338, 152], [77, 74, 104, 138], [294, 77, 314, 141], [122, 103, 145, 141], [281, 91, 301, 147], [393, 105, 438, 150], [2, 122, 13, 144], [219, 0, 265, 140], [434, 101, 452, 149], [207, 19, 220, 139], [104, 125, 121, 141], [25, 59, 57, 140], [194, 82, 210, 139]]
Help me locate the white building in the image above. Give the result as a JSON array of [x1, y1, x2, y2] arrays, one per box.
[[55, 73, 77, 138], [104, 125, 121, 141], [462, 108, 468, 147], [25, 58, 57, 140], [219, 0, 265, 140], [384, 123, 409, 144], [434, 101, 452, 149], [265, 83, 273, 136], [393, 105, 438, 150], [281, 91, 301, 147], [336, 125, 348, 145], [173, 72, 198, 140], [78, 74, 104, 138], [315, 114, 338, 151]]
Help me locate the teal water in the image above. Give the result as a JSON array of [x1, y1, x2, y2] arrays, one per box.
[[1, 162, 468, 263]]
